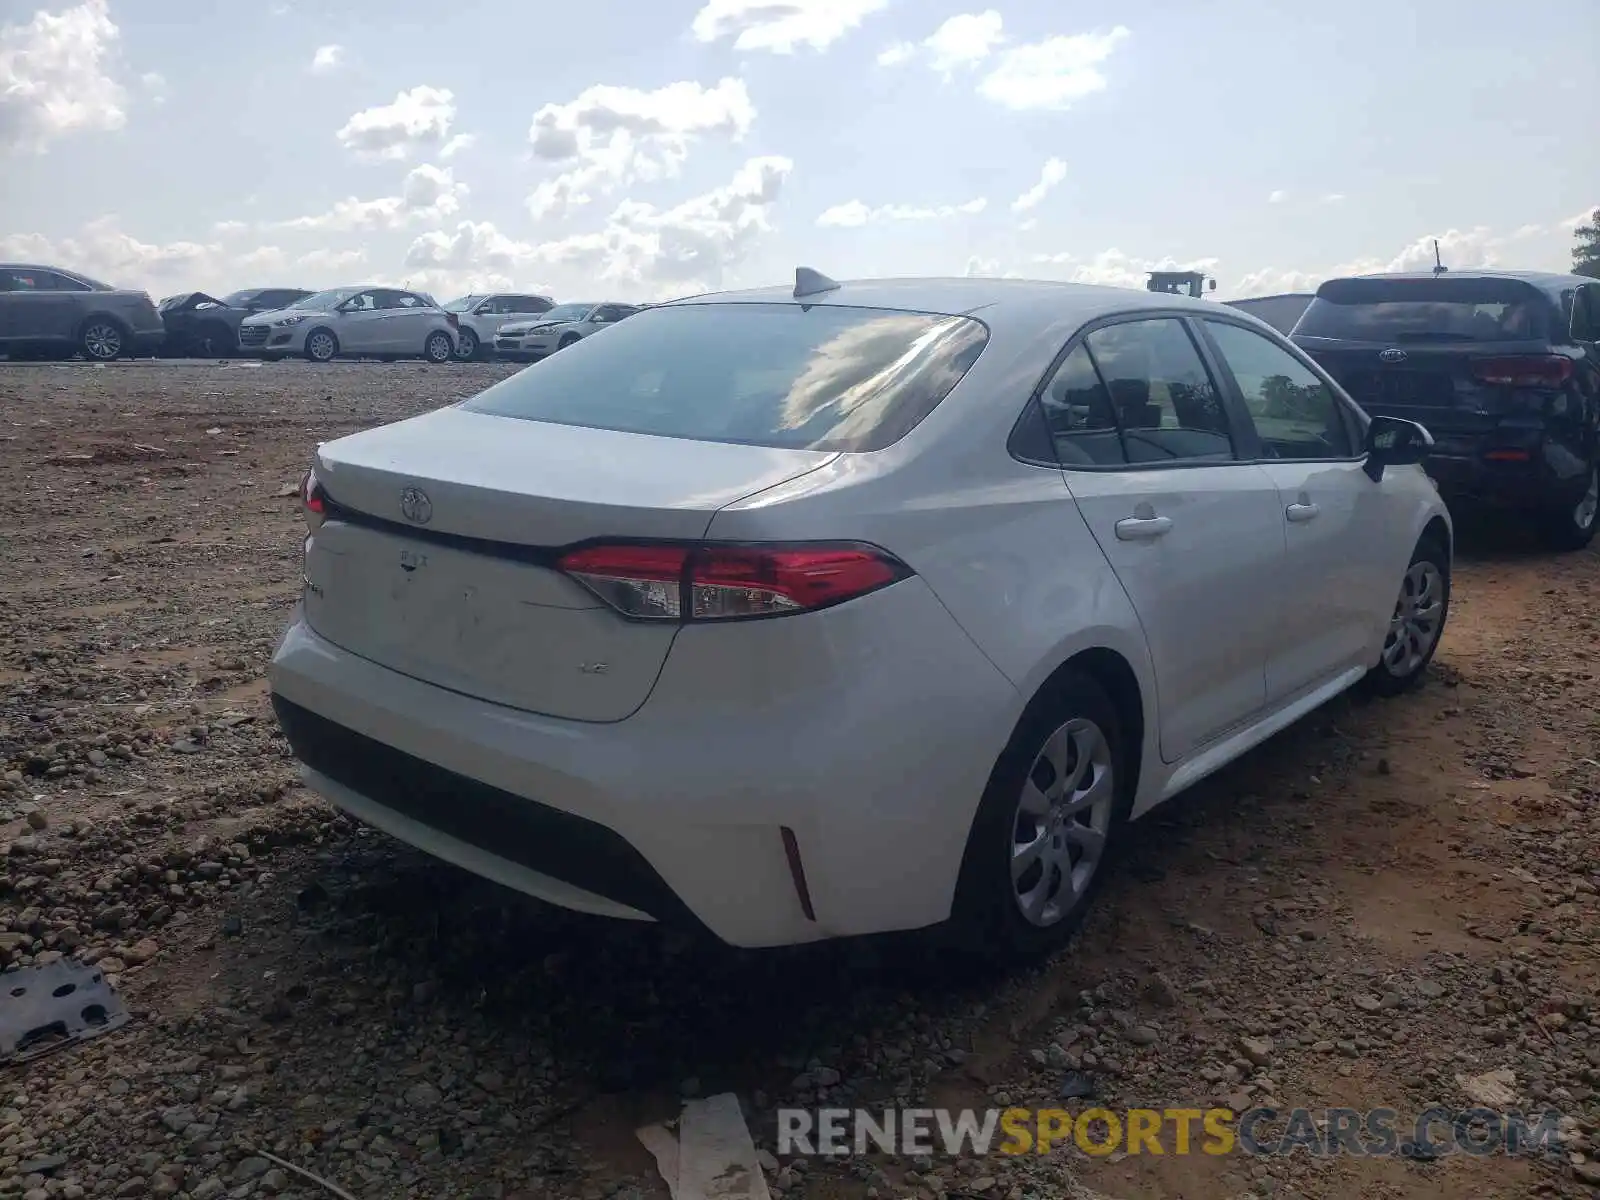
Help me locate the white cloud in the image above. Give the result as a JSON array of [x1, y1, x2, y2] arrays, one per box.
[[878, 10, 1004, 75], [1561, 207, 1598, 231], [402, 221, 550, 299], [296, 247, 367, 276], [213, 220, 249, 236], [1228, 226, 1524, 298], [440, 133, 476, 159], [690, 0, 887, 53], [1012, 157, 1066, 212], [310, 44, 343, 73], [0, 0, 126, 154], [1229, 267, 1324, 298], [0, 216, 353, 291], [277, 163, 468, 232], [978, 26, 1130, 111], [1268, 189, 1288, 204], [925, 11, 1005, 75], [1027, 248, 1219, 290], [529, 156, 794, 298], [336, 85, 456, 161], [1322, 192, 1346, 204], [817, 196, 986, 227], [1511, 223, 1542, 239], [527, 78, 755, 220], [140, 71, 167, 105]]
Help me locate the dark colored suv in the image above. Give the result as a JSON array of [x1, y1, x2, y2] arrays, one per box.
[[1292, 271, 1600, 549]]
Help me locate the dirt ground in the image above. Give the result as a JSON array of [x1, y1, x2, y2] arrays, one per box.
[[1, 359, 1598, 1200]]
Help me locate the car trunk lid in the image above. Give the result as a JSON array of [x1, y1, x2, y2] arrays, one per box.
[[303, 406, 835, 722]]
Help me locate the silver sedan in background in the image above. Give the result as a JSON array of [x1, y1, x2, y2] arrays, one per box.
[[494, 301, 643, 362], [239, 286, 458, 363]]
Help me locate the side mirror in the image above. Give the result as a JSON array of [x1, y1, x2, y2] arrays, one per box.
[[1363, 415, 1433, 481], [475, 304, 494, 315], [1207, 278, 1217, 292], [1572, 298, 1598, 343]]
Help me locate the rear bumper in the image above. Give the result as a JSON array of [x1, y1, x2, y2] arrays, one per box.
[[267, 580, 1019, 948], [272, 694, 697, 925], [1423, 428, 1591, 509]]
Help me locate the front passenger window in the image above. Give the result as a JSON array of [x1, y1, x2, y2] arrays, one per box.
[[1083, 319, 1235, 462], [1204, 320, 1354, 459]]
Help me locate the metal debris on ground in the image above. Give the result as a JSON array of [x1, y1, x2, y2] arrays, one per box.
[[0, 959, 131, 1064], [638, 1092, 773, 1200]]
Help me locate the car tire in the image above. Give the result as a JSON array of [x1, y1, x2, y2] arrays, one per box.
[[453, 328, 479, 361], [424, 331, 454, 364], [557, 333, 581, 350], [79, 317, 128, 362], [304, 328, 339, 363], [1541, 461, 1599, 552], [947, 670, 1131, 964], [1365, 535, 1451, 697], [196, 322, 234, 358]]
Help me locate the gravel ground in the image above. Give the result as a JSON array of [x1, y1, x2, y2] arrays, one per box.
[[2, 360, 1599, 1200]]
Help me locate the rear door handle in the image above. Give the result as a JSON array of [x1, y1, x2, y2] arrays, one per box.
[[1286, 502, 1321, 523], [1114, 515, 1173, 541]]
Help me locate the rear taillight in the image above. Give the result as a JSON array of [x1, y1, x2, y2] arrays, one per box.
[[1469, 355, 1574, 388], [556, 542, 912, 622], [300, 468, 328, 531]]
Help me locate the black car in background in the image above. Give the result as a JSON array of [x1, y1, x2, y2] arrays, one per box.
[[158, 287, 313, 357], [1292, 271, 1600, 549]]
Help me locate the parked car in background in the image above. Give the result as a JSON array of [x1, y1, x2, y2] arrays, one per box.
[[494, 301, 642, 361], [0, 263, 165, 361], [158, 287, 314, 357], [270, 272, 1450, 959], [239, 286, 458, 364], [443, 293, 555, 360], [1293, 271, 1600, 549]]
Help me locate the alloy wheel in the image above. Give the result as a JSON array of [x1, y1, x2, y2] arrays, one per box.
[[307, 332, 336, 362], [1009, 717, 1115, 928], [454, 330, 478, 361], [426, 333, 452, 363], [1382, 560, 1445, 677], [82, 323, 122, 360], [1576, 465, 1599, 532]]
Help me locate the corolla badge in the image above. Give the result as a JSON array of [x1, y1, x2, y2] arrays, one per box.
[[399, 486, 433, 525], [1379, 348, 1407, 364]]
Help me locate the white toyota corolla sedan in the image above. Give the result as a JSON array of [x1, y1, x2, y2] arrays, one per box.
[[269, 271, 1451, 959]]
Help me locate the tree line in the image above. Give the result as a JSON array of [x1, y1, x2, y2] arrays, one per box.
[[1575, 206, 1600, 279]]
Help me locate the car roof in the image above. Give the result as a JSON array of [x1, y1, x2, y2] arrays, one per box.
[[660, 275, 1222, 336], [0, 263, 109, 286], [1329, 268, 1592, 292]]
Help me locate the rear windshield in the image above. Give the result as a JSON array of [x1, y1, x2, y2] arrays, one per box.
[[459, 301, 990, 452], [1295, 277, 1550, 342]]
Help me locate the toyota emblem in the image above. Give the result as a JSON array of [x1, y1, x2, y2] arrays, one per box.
[[399, 487, 433, 525], [1379, 348, 1407, 364]]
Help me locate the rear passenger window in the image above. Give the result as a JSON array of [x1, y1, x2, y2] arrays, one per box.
[[1083, 319, 1235, 463], [1039, 346, 1125, 465], [1204, 321, 1355, 459]]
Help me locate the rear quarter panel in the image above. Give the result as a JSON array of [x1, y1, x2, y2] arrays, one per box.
[[709, 447, 1162, 814]]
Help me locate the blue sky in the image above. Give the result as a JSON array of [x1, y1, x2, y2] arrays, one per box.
[[2, 0, 1596, 302]]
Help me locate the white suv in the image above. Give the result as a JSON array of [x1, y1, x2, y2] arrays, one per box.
[[442, 293, 555, 360], [269, 274, 1450, 959]]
